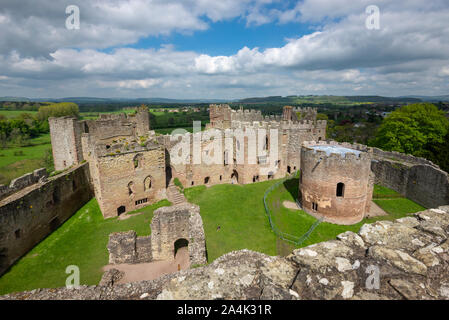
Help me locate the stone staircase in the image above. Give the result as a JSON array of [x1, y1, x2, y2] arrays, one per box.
[[167, 183, 187, 205]]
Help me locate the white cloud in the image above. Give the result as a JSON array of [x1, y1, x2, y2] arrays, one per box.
[[439, 66, 449, 77], [1, 0, 449, 98]]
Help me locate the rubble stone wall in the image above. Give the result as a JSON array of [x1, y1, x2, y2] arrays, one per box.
[[0, 163, 93, 276], [372, 150, 449, 208]]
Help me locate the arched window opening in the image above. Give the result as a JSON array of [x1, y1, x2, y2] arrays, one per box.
[[133, 154, 143, 169], [337, 183, 345, 197], [144, 176, 152, 191], [128, 181, 135, 196], [224, 151, 229, 165], [204, 177, 210, 184]]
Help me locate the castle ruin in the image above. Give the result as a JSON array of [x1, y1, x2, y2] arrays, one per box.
[[48, 104, 327, 218]]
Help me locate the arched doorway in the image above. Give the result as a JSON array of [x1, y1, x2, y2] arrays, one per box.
[[117, 206, 126, 216], [231, 170, 239, 184], [174, 238, 189, 256], [173, 238, 190, 270]]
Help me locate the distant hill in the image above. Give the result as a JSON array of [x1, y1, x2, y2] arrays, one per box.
[[400, 95, 449, 102], [238, 95, 422, 105], [0, 96, 231, 104], [0, 94, 438, 106], [32, 97, 231, 104], [0, 96, 31, 102]]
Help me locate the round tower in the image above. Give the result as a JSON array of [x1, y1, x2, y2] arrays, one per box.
[[299, 141, 374, 225]]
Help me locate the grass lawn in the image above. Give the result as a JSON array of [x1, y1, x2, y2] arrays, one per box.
[[0, 134, 52, 185], [184, 181, 279, 262], [265, 177, 426, 250], [0, 198, 171, 295]]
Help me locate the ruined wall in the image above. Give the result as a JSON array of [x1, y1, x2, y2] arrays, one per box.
[[371, 149, 449, 208], [107, 203, 207, 266], [91, 144, 166, 218], [150, 203, 206, 266], [0, 168, 47, 201], [0, 163, 93, 276], [209, 104, 232, 129], [231, 109, 264, 123], [49, 117, 84, 171], [300, 141, 373, 225], [107, 231, 152, 264], [162, 126, 286, 189], [294, 107, 317, 121]]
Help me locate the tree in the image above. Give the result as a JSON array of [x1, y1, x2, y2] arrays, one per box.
[[37, 102, 79, 121], [372, 103, 449, 157]]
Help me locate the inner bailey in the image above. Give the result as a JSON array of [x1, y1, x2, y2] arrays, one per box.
[[0, 163, 93, 276]]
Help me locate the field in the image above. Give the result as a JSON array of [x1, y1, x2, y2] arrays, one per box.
[[0, 134, 52, 185], [0, 110, 38, 118]]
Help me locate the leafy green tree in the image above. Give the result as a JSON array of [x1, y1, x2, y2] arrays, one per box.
[[37, 102, 79, 121], [372, 103, 449, 157]]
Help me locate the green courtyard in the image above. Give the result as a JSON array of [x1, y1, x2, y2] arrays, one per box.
[[0, 177, 425, 295]]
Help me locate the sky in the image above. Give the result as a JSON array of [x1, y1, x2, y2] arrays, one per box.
[[0, 0, 449, 99]]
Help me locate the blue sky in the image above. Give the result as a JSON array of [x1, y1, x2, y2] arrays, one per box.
[[0, 0, 448, 99], [123, 19, 313, 56]]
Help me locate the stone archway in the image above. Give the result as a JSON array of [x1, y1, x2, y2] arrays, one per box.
[[174, 238, 189, 257], [117, 206, 126, 216], [231, 170, 239, 184], [174, 238, 190, 270]]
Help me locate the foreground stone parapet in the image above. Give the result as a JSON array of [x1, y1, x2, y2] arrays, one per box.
[[2, 206, 448, 300]]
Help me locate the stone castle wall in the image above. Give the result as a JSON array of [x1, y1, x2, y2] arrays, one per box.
[[49, 109, 151, 172], [90, 145, 166, 218], [150, 203, 206, 265], [0, 163, 93, 276], [300, 141, 374, 225], [372, 150, 449, 208], [49, 117, 84, 171], [0, 168, 47, 201]]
